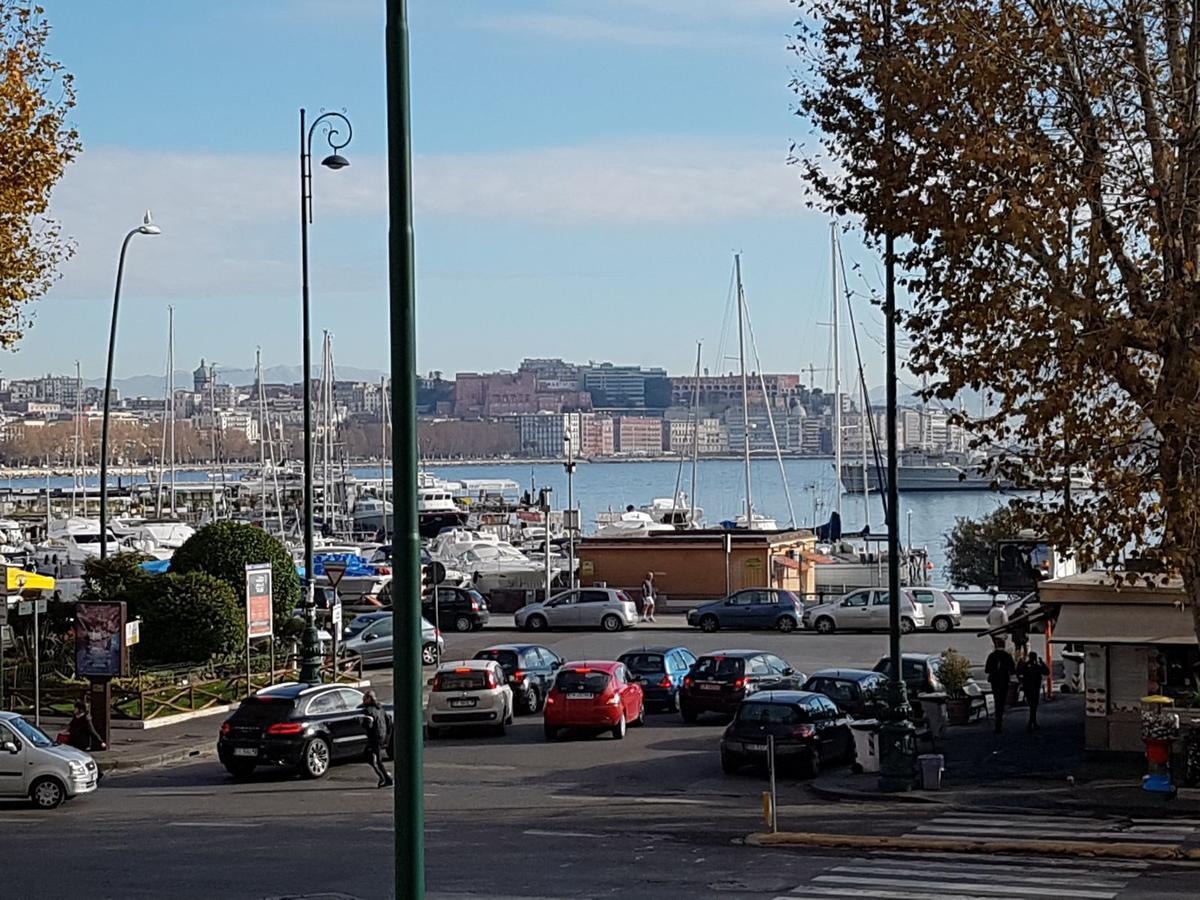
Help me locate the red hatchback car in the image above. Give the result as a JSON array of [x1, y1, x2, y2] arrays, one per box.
[[543, 660, 645, 741]]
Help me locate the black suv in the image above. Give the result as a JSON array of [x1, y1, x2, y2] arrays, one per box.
[[217, 683, 391, 780], [473, 643, 563, 714], [423, 587, 490, 633], [802, 669, 889, 719], [678, 650, 806, 723], [720, 690, 852, 778]]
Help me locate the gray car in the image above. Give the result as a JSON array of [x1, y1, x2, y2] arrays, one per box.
[[514, 588, 639, 633], [802, 588, 927, 634], [344, 614, 444, 667]]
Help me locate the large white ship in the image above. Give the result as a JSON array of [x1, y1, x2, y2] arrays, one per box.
[[841, 450, 1011, 493]]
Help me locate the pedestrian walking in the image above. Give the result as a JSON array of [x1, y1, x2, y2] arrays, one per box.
[[986, 597, 1009, 649], [1017, 651, 1050, 732], [984, 644, 1016, 735], [1011, 615, 1030, 661], [359, 690, 392, 788], [641, 571, 657, 623], [66, 701, 106, 752]]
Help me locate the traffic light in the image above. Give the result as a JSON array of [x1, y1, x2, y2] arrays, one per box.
[[421, 563, 434, 603]]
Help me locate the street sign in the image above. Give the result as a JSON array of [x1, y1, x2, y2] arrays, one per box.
[[0, 601, 7, 626], [324, 562, 348, 589], [331, 601, 343, 629], [125, 620, 140, 647], [18, 599, 47, 616], [563, 508, 581, 531], [245, 563, 274, 640]]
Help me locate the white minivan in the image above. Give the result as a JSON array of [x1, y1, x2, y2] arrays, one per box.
[[0, 711, 99, 809]]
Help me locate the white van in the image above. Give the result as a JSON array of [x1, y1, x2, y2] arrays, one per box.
[[0, 711, 99, 809]]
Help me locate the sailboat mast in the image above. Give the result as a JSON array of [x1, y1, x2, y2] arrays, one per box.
[[831, 223, 843, 518], [168, 306, 175, 515], [156, 313, 170, 517], [735, 253, 753, 523], [257, 349, 267, 529], [690, 340, 701, 525], [71, 360, 81, 518], [209, 364, 218, 516]]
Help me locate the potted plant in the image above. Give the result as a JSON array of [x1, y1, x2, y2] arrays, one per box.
[[939, 648, 974, 725]]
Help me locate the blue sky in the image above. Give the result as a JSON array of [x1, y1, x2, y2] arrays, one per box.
[[11, 0, 888, 390]]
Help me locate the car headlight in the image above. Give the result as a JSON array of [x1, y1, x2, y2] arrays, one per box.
[[68, 760, 89, 776]]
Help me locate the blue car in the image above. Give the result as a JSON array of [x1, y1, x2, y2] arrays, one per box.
[[686, 589, 804, 633], [617, 646, 697, 712]]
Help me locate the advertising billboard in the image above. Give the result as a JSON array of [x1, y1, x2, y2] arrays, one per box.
[[245, 563, 274, 640], [75, 602, 127, 678]]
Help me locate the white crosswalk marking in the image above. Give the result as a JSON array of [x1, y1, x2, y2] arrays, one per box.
[[912, 810, 1197, 847], [776, 853, 1146, 900]]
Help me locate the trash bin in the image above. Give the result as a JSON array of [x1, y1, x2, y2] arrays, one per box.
[[917, 692, 948, 740], [918, 753, 944, 790], [850, 719, 881, 774], [1061, 651, 1085, 694]]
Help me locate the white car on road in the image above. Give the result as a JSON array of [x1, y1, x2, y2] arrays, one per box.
[[0, 711, 99, 809], [514, 588, 639, 633], [425, 659, 514, 738]]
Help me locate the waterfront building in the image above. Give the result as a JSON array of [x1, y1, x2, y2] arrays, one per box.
[[516, 411, 581, 458], [579, 413, 614, 457], [614, 416, 663, 455]]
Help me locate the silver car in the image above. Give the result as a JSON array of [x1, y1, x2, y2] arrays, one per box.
[[514, 588, 638, 633], [802, 588, 928, 635], [344, 614, 445, 667]]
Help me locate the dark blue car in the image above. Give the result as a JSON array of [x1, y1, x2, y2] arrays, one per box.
[[686, 589, 804, 633], [617, 646, 697, 712]]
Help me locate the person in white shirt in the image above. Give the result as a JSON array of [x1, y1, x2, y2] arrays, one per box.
[[986, 597, 1009, 649], [641, 572, 656, 622]]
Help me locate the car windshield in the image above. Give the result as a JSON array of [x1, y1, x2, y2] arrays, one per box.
[[9, 716, 53, 748], [439, 670, 489, 691], [474, 649, 519, 672], [692, 657, 746, 680], [621, 653, 664, 674], [736, 702, 806, 725], [556, 670, 611, 693]]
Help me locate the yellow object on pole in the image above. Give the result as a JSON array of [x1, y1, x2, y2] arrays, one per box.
[[762, 791, 772, 829], [7, 569, 54, 592]]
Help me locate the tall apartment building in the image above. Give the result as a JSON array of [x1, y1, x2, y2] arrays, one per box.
[[582, 363, 669, 409], [669, 373, 802, 411], [667, 417, 727, 454], [516, 412, 581, 458], [579, 413, 614, 457], [614, 417, 663, 454]]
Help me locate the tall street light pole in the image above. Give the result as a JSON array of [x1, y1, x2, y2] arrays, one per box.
[[298, 107, 352, 685], [386, 1, 424, 894], [564, 429, 576, 589], [100, 212, 161, 559]]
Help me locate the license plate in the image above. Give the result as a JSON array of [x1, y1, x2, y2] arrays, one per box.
[[745, 743, 767, 752], [566, 693, 593, 700], [701, 684, 722, 691], [449, 698, 476, 708], [233, 747, 258, 757]]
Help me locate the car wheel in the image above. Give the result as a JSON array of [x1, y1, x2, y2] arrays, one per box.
[[611, 713, 627, 740], [776, 615, 797, 634], [421, 643, 438, 666], [802, 751, 821, 780], [900, 617, 916, 635], [680, 702, 698, 724], [933, 616, 953, 633], [721, 751, 741, 775], [454, 615, 473, 633], [815, 617, 836, 635], [300, 736, 332, 779], [426, 725, 440, 741], [632, 702, 645, 726], [527, 614, 548, 632], [523, 687, 540, 715], [29, 776, 65, 810], [543, 723, 560, 741], [223, 759, 256, 780], [700, 614, 719, 633], [601, 614, 622, 632]]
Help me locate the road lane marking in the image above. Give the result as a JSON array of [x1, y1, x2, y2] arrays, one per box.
[[522, 829, 597, 838], [829, 864, 1125, 889], [166, 821, 265, 828], [913, 823, 1187, 842], [869, 850, 1149, 870], [811, 874, 1117, 899]]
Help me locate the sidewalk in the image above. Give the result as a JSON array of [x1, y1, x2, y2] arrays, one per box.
[[811, 693, 1200, 817], [42, 714, 219, 775]]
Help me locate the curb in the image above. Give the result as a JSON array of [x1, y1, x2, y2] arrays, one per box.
[[746, 830, 1200, 861], [95, 742, 215, 776], [808, 782, 948, 805]]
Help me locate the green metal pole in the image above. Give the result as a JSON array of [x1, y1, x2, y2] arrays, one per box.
[[386, 0, 424, 896]]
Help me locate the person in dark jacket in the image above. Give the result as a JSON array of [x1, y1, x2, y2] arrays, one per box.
[[984, 646, 1016, 735], [360, 691, 392, 788], [1017, 652, 1050, 732], [67, 701, 106, 752]]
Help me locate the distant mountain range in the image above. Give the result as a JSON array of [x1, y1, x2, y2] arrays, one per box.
[[86, 365, 388, 398]]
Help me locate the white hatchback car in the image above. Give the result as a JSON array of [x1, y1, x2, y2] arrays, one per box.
[[514, 587, 639, 633], [425, 659, 514, 739], [0, 711, 99, 809]]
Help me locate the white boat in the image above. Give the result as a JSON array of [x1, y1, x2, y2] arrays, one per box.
[[639, 495, 704, 528], [595, 510, 675, 538], [35, 517, 120, 568], [418, 477, 468, 538], [841, 450, 1012, 493], [112, 519, 197, 560], [734, 512, 779, 531]]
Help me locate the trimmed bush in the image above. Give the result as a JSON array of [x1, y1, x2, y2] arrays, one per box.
[[135, 571, 243, 663]]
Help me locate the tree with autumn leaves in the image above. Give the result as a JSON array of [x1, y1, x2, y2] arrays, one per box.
[[793, 0, 1200, 639], [0, 2, 80, 344]]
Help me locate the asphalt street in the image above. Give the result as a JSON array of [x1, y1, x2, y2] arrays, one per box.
[[4, 618, 1195, 899]]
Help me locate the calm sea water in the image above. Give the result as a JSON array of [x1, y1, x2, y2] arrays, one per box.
[[8, 458, 1014, 574]]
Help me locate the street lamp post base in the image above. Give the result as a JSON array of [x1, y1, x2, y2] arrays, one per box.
[[877, 681, 916, 792], [298, 623, 323, 685]]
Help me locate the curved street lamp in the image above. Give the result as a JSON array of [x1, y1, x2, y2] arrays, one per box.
[[99, 211, 161, 559], [299, 108, 353, 684]]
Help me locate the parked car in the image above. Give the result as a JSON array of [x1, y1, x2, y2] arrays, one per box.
[[0, 711, 98, 809], [343, 613, 444, 667], [908, 588, 962, 632], [217, 683, 390, 780], [343, 610, 391, 640], [425, 659, 514, 739], [473, 643, 563, 714], [423, 586, 490, 633], [678, 650, 807, 723], [543, 660, 645, 741], [617, 646, 697, 712], [953, 592, 1026, 616], [720, 691, 853, 779], [686, 589, 804, 633], [802, 588, 926, 634], [801, 669, 889, 719], [514, 588, 638, 633], [872, 653, 987, 714]]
